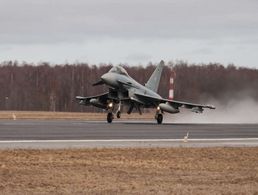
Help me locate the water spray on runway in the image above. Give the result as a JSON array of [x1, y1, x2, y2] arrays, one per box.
[[165, 96, 258, 124]]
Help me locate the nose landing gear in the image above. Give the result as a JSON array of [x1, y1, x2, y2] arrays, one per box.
[[107, 101, 122, 123], [107, 102, 114, 123]]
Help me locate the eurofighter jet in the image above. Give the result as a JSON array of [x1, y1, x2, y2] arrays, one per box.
[[76, 61, 215, 124]]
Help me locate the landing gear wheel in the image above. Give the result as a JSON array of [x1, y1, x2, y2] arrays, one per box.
[[157, 114, 163, 124], [107, 112, 114, 123], [116, 111, 121, 119]]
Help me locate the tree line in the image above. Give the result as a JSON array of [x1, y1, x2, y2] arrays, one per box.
[[0, 61, 257, 112]]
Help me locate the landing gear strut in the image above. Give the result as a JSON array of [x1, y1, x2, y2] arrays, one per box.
[[116, 111, 121, 118], [107, 112, 114, 123], [116, 102, 121, 118]]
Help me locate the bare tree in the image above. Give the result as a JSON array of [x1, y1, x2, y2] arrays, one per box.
[[0, 61, 257, 111]]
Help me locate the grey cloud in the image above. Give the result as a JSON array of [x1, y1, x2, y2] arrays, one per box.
[[0, 0, 258, 67], [125, 53, 153, 62], [0, 0, 258, 44]]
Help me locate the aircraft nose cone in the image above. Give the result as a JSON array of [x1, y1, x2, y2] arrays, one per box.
[[101, 73, 116, 87], [101, 74, 108, 82], [101, 73, 112, 84]]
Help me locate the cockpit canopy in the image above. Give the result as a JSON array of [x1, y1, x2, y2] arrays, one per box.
[[109, 66, 129, 76]]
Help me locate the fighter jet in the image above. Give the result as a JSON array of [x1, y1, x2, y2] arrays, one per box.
[[76, 61, 215, 124]]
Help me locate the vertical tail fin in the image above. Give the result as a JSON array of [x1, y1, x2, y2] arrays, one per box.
[[145, 60, 165, 92]]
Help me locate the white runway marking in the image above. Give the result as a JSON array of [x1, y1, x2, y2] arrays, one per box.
[[0, 138, 258, 143], [0, 138, 258, 149]]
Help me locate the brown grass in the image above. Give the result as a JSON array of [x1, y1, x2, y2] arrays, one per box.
[[0, 111, 153, 120], [0, 147, 258, 194]]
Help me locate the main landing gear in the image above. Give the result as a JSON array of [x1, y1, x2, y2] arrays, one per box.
[[156, 114, 163, 124], [155, 106, 163, 124], [107, 112, 114, 123]]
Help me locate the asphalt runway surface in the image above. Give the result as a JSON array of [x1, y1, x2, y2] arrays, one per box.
[[0, 120, 258, 148]]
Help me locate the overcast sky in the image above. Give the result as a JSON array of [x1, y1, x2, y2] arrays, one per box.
[[0, 0, 258, 67]]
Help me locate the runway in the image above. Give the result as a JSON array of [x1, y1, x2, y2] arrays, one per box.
[[0, 120, 258, 148]]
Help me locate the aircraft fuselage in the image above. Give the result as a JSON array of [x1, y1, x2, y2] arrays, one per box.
[[100, 72, 162, 101]]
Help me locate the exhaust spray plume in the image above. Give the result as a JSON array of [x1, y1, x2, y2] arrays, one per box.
[[164, 95, 258, 124]]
